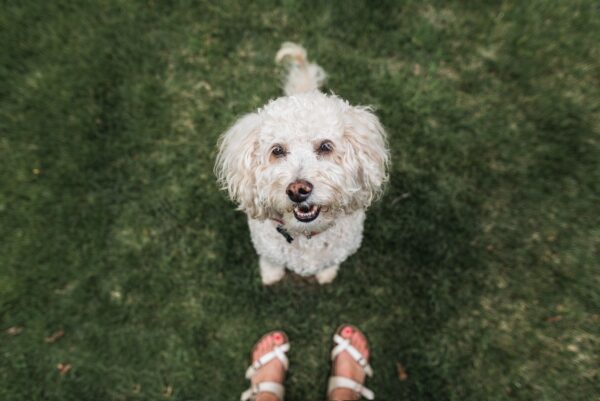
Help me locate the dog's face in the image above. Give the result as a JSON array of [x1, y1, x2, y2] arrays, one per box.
[[216, 92, 389, 234]]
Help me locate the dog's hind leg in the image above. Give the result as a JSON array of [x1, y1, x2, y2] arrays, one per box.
[[259, 257, 286, 285]]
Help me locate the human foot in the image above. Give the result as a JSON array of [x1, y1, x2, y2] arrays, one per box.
[[241, 331, 289, 401], [328, 325, 373, 400]]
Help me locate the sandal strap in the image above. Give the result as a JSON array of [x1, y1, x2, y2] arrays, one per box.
[[331, 334, 373, 377], [328, 376, 374, 400], [245, 343, 290, 379], [241, 381, 285, 401]]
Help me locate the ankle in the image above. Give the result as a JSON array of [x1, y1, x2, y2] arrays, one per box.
[[256, 393, 280, 401], [329, 388, 359, 401]]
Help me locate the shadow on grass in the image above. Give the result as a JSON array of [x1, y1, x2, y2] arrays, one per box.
[[359, 171, 485, 400]]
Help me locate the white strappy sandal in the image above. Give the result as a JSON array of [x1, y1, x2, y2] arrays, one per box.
[[241, 331, 290, 401], [327, 325, 375, 400]]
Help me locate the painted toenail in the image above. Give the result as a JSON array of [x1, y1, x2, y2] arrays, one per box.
[[342, 326, 353, 336], [273, 333, 282, 342]]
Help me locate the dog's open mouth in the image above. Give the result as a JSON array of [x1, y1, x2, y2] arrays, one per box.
[[293, 204, 321, 223]]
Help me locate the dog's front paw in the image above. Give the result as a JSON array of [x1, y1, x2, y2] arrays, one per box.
[[259, 257, 286, 285], [316, 264, 340, 284]]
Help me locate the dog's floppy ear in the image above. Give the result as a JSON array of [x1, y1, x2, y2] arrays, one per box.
[[343, 105, 390, 207], [215, 113, 262, 217]]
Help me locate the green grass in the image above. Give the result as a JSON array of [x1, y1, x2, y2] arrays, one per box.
[[1, 1, 599, 400]]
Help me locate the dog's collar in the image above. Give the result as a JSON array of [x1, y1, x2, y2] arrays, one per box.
[[271, 218, 320, 243]]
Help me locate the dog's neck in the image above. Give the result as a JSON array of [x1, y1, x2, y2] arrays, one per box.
[[270, 218, 321, 243]]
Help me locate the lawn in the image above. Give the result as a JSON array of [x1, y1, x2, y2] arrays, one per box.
[[1, 1, 598, 400]]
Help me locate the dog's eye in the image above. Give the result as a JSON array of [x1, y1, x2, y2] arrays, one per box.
[[317, 140, 334, 155], [271, 145, 286, 158]]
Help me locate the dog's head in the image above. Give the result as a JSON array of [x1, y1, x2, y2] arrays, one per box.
[[215, 91, 389, 234]]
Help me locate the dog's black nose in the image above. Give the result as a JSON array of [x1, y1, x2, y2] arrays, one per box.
[[286, 179, 313, 203]]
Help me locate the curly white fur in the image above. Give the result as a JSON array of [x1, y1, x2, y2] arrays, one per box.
[[215, 42, 390, 285]]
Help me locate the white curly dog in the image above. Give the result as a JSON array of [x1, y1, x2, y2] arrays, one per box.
[[216, 43, 390, 285]]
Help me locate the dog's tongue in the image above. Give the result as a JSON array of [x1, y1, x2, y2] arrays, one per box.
[[298, 204, 310, 213]]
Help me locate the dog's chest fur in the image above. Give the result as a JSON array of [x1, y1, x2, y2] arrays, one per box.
[[248, 211, 365, 276]]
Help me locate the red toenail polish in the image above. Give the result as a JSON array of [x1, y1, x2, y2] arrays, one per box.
[[274, 333, 282, 341], [343, 327, 353, 336]]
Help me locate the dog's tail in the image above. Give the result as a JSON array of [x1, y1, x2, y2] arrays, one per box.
[[275, 42, 327, 96]]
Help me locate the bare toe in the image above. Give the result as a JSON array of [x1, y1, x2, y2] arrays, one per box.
[[341, 325, 354, 338], [352, 331, 369, 359]]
